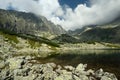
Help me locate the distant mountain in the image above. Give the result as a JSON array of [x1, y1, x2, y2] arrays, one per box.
[[73, 18, 120, 43], [0, 9, 66, 38], [1, 9, 120, 44], [68, 25, 96, 36], [53, 17, 120, 44]]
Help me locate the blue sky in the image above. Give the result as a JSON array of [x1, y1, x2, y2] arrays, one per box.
[[59, 0, 90, 9], [6, 0, 90, 10]]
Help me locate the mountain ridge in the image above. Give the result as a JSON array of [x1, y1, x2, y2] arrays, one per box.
[[0, 9, 66, 38], [65, 17, 120, 43]]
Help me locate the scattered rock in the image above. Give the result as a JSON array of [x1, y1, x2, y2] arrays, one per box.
[[76, 63, 87, 71], [0, 61, 6, 69], [0, 57, 118, 80], [25, 56, 32, 60], [64, 65, 74, 71], [95, 68, 104, 78], [7, 58, 25, 70]]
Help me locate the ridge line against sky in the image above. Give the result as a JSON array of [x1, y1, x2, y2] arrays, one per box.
[[0, 0, 120, 30]]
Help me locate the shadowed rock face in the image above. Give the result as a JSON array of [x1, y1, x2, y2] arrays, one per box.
[[0, 9, 66, 37], [79, 26, 120, 43]]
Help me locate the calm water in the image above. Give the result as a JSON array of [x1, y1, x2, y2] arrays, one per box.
[[34, 50, 120, 79]]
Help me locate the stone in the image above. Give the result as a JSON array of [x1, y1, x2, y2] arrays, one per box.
[[95, 68, 104, 78], [47, 63, 56, 68], [76, 63, 87, 71], [57, 65, 62, 70], [7, 58, 25, 70], [14, 68, 30, 76], [14, 76, 24, 80], [25, 56, 32, 60], [72, 75, 80, 80], [102, 72, 118, 80], [73, 68, 87, 76], [43, 71, 57, 80], [86, 69, 94, 75], [55, 74, 73, 80], [64, 65, 74, 71], [62, 70, 72, 75], [0, 69, 10, 80], [23, 74, 38, 80], [79, 75, 89, 80], [30, 64, 42, 74], [54, 75, 64, 80], [0, 61, 5, 69], [55, 69, 73, 80], [89, 76, 96, 80], [0, 56, 118, 80], [101, 76, 112, 80], [14, 74, 38, 80], [41, 64, 54, 73]]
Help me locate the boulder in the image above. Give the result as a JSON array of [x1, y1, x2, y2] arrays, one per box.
[[72, 75, 80, 80], [76, 63, 87, 71], [0, 61, 6, 69], [7, 58, 25, 70], [101, 72, 118, 80], [79, 75, 89, 80], [14, 68, 30, 76], [101, 76, 113, 80], [86, 69, 94, 75], [55, 74, 72, 80], [64, 65, 74, 71], [95, 68, 104, 78], [47, 63, 56, 68], [43, 71, 57, 80]]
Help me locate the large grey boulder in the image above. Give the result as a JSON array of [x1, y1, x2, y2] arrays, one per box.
[[64, 65, 75, 71], [95, 68, 104, 78], [7, 58, 25, 70], [0, 61, 6, 69], [54, 70, 73, 80], [76, 63, 87, 71], [101, 72, 118, 80], [95, 69, 118, 80], [42, 71, 57, 80]]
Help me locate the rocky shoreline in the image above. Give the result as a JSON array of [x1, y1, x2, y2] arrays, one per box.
[[0, 56, 118, 80], [0, 34, 119, 80]]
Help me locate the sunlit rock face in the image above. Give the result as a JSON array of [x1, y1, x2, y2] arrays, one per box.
[[0, 9, 66, 37]]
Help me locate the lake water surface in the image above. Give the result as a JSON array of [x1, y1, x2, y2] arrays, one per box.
[[34, 50, 120, 79]]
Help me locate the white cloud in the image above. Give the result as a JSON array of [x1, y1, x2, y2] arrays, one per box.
[[0, 0, 120, 30]]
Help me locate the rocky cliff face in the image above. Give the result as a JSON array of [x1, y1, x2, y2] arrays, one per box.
[[0, 9, 66, 37]]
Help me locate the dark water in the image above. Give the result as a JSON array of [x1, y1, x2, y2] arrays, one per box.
[[34, 50, 120, 79]]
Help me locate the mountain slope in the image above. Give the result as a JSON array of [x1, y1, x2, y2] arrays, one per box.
[[0, 9, 66, 38], [75, 18, 120, 43], [52, 34, 79, 43]]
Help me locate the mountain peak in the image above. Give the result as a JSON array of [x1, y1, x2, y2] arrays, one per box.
[[0, 9, 66, 38]]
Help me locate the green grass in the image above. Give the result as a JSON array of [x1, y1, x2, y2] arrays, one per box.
[[19, 34, 60, 47], [0, 31, 19, 43], [86, 41, 96, 45], [0, 29, 59, 47], [106, 43, 120, 48], [28, 39, 41, 48]]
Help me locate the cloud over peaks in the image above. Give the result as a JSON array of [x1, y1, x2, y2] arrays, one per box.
[[0, 0, 120, 30]]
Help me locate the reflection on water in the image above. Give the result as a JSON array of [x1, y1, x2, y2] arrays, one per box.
[[34, 50, 120, 79]]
